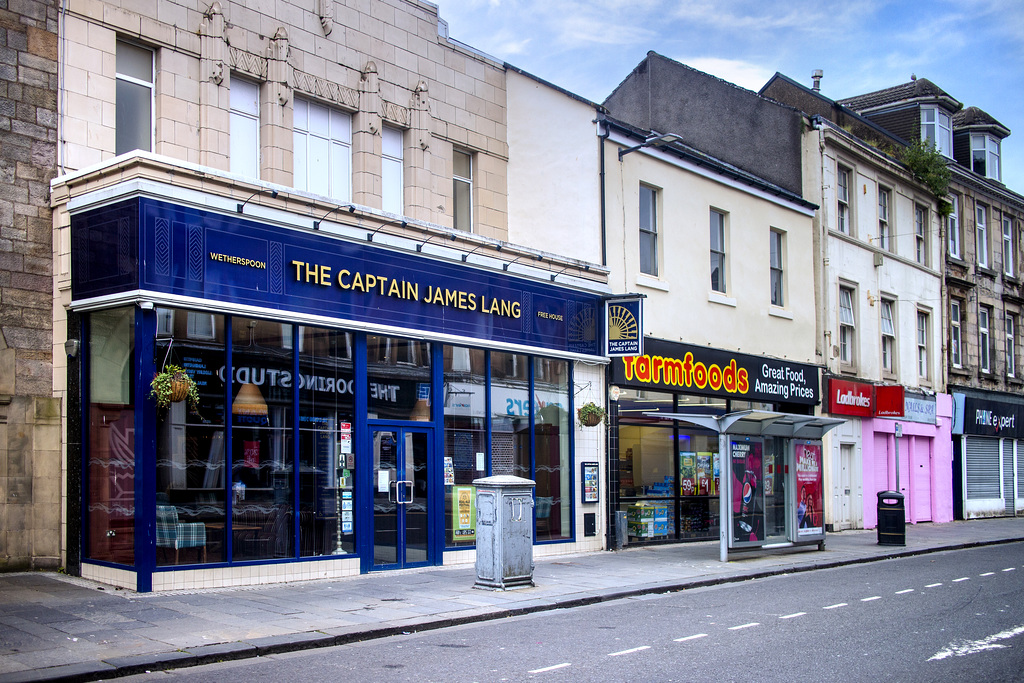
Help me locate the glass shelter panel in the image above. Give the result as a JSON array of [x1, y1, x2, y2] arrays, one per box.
[[87, 307, 136, 565], [154, 308, 226, 566], [230, 317, 294, 561]]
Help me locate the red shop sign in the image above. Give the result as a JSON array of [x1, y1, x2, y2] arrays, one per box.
[[828, 377, 873, 417], [875, 385, 905, 417]]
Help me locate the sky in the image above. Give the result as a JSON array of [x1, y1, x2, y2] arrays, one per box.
[[432, 0, 1024, 191]]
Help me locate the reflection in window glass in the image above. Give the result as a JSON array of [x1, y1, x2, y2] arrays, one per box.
[[87, 307, 136, 565], [366, 335, 432, 421], [230, 317, 294, 561], [154, 308, 226, 566], [490, 351, 529, 479], [298, 327, 355, 556], [443, 346, 487, 547], [534, 358, 570, 541]]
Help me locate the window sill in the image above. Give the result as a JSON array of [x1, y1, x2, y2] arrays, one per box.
[[708, 291, 736, 307], [768, 307, 792, 320], [976, 265, 998, 278], [635, 274, 669, 292]]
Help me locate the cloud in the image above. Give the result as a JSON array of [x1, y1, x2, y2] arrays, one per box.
[[679, 57, 775, 92]]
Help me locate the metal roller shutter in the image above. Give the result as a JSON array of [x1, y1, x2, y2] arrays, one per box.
[[965, 436, 1000, 500]]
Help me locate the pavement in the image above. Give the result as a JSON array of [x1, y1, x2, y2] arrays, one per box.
[[2, 517, 1023, 683]]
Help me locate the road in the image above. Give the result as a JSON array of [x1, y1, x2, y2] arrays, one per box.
[[124, 542, 1024, 682]]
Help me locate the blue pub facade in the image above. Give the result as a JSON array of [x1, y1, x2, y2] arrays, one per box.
[[64, 160, 607, 591]]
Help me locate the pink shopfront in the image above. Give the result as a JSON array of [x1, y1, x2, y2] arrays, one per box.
[[827, 378, 954, 528]]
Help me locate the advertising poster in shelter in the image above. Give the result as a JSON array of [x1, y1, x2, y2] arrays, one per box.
[[795, 442, 823, 537], [731, 440, 763, 543]]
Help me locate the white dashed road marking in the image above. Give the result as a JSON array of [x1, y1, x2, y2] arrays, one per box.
[[895, 589, 914, 594], [926, 583, 943, 588], [980, 572, 994, 576], [674, 634, 708, 642], [953, 577, 970, 582], [780, 612, 806, 619], [861, 596, 881, 602], [529, 663, 571, 674], [824, 603, 847, 610], [608, 646, 650, 657], [728, 623, 759, 630], [1003, 568, 1016, 572]]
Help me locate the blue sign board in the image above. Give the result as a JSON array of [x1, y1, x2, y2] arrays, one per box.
[[72, 198, 602, 356], [605, 297, 643, 357]]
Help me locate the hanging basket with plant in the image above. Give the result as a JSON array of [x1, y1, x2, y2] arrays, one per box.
[[150, 364, 200, 412], [577, 401, 606, 427]]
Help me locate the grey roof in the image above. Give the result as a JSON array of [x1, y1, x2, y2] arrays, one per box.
[[953, 106, 1010, 137], [838, 77, 961, 112]]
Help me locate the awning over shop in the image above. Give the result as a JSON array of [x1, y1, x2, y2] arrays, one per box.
[[643, 410, 845, 439]]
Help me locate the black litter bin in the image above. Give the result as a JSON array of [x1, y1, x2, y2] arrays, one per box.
[[877, 490, 905, 546]]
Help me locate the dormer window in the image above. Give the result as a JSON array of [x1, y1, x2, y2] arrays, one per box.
[[970, 134, 1001, 181], [921, 106, 952, 157]]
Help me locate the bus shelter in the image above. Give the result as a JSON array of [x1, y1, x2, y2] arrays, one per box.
[[645, 411, 844, 561]]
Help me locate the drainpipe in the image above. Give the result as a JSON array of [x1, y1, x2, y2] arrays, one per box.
[[597, 114, 609, 267]]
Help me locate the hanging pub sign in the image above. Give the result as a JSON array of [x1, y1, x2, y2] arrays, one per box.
[[605, 296, 644, 357]]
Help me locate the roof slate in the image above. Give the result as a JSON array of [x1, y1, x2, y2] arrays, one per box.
[[837, 77, 960, 111]]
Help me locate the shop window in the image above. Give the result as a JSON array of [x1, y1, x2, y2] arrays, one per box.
[[490, 351, 530, 480], [443, 345, 488, 548], [294, 96, 352, 203], [453, 149, 473, 232], [917, 309, 931, 380], [878, 187, 892, 252], [298, 327, 355, 556], [115, 40, 153, 155], [979, 306, 991, 373], [230, 317, 294, 561], [836, 165, 851, 234], [839, 285, 857, 368], [947, 195, 961, 259], [950, 299, 963, 368], [710, 209, 727, 293], [881, 298, 897, 375], [769, 228, 785, 307], [382, 126, 404, 215], [366, 335, 432, 421], [639, 184, 658, 276], [230, 77, 260, 179], [154, 307, 227, 566], [86, 307, 136, 565], [534, 358, 570, 542]]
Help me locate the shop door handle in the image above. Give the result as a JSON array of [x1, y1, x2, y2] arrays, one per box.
[[397, 480, 413, 504]]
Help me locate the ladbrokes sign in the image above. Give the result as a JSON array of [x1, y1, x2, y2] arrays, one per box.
[[611, 338, 820, 405]]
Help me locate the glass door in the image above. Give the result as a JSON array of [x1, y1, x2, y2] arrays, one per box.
[[763, 437, 787, 544], [371, 427, 430, 569]]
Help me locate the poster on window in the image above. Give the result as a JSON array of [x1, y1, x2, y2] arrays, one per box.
[[243, 440, 260, 469], [731, 440, 764, 544], [795, 442, 823, 537], [453, 486, 476, 541]]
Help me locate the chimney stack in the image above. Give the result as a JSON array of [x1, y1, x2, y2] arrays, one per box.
[[812, 69, 823, 92]]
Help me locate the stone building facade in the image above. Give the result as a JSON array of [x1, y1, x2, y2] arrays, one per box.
[[0, 1, 61, 570]]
